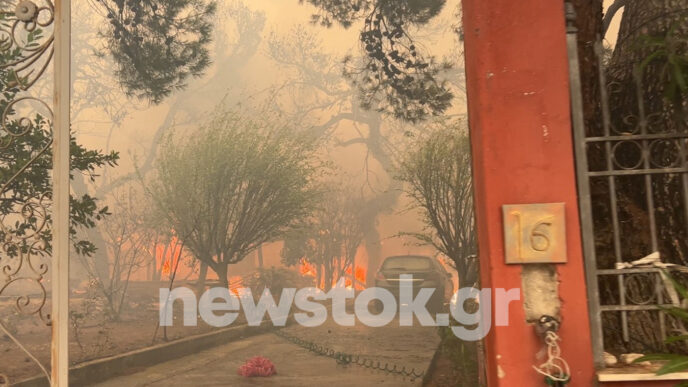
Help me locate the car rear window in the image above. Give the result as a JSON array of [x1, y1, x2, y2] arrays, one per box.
[[382, 256, 432, 270]]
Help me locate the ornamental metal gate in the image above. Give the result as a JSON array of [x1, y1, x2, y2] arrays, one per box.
[[566, 5, 688, 369], [0, 0, 70, 385]]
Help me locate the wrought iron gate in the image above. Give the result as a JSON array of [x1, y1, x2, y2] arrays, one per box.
[[567, 4, 688, 369], [0, 0, 70, 385]]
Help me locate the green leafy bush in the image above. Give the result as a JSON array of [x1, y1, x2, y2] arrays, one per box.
[[634, 272, 688, 384]]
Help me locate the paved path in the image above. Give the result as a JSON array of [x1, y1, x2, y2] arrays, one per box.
[[93, 318, 440, 387]]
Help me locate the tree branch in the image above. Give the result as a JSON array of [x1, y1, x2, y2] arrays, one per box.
[[603, 0, 627, 36]]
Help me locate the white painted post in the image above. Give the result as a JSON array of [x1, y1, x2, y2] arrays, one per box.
[[52, 0, 70, 385]]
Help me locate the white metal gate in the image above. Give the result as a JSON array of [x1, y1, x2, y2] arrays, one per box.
[[0, 0, 70, 384]]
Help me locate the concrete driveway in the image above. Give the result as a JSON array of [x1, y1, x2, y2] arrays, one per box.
[[93, 317, 440, 387]]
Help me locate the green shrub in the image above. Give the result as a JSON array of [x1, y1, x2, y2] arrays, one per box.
[[634, 272, 688, 384]]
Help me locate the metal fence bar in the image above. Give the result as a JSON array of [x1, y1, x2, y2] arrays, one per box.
[[598, 268, 665, 274], [593, 39, 631, 345], [51, 0, 70, 385], [680, 139, 688, 251], [589, 168, 688, 176], [586, 133, 688, 142], [565, 3, 604, 368], [569, 6, 688, 363], [600, 304, 678, 311], [634, 71, 659, 253], [633, 69, 666, 346]]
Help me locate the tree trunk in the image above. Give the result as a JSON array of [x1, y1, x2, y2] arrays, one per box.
[[257, 245, 264, 268], [598, 0, 688, 354], [357, 112, 402, 288], [323, 261, 332, 291], [610, 0, 685, 74], [364, 234, 382, 288], [608, 0, 688, 268], [196, 262, 208, 294], [216, 264, 229, 289], [350, 254, 356, 288], [317, 264, 324, 290], [153, 244, 169, 282], [571, 0, 604, 137]]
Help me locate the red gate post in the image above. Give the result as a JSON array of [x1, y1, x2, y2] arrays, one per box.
[[462, 1, 595, 386]]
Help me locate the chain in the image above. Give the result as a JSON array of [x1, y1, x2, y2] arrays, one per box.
[[274, 329, 426, 381], [532, 330, 570, 385]]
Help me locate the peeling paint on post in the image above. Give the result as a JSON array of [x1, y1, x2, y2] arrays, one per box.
[[521, 265, 561, 323]]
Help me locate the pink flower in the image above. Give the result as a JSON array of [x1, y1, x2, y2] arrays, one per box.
[[237, 356, 277, 377]]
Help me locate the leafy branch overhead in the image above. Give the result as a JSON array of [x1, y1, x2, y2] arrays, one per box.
[[638, 23, 688, 106], [97, 0, 217, 104], [0, 124, 118, 257], [302, 0, 454, 123], [0, 65, 119, 257]]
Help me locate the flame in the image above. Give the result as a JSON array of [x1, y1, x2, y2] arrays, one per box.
[[297, 249, 368, 290], [343, 265, 367, 290], [155, 236, 186, 279], [355, 266, 366, 285], [344, 269, 353, 288], [229, 276, 243, 295], [299, 260, 317, 277], [161, 260, 171, 275]]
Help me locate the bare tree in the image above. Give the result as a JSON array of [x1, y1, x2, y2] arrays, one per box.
[[148, 109, 321, 289], [77, 188, 152, 320], [266, 27, 416, 284], [74, 2, 268, 290], [281, 187, 366, 291], [148, 232, 185, 282], [398, 120, 477, 288]]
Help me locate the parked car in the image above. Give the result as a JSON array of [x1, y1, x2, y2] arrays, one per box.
[[374, 255, 454, 313]]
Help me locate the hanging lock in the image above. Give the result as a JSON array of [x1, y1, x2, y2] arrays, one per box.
[[535, 315, 560, 337]]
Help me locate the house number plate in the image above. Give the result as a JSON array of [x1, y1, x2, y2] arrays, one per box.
[[502, 203, 567, 264]]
